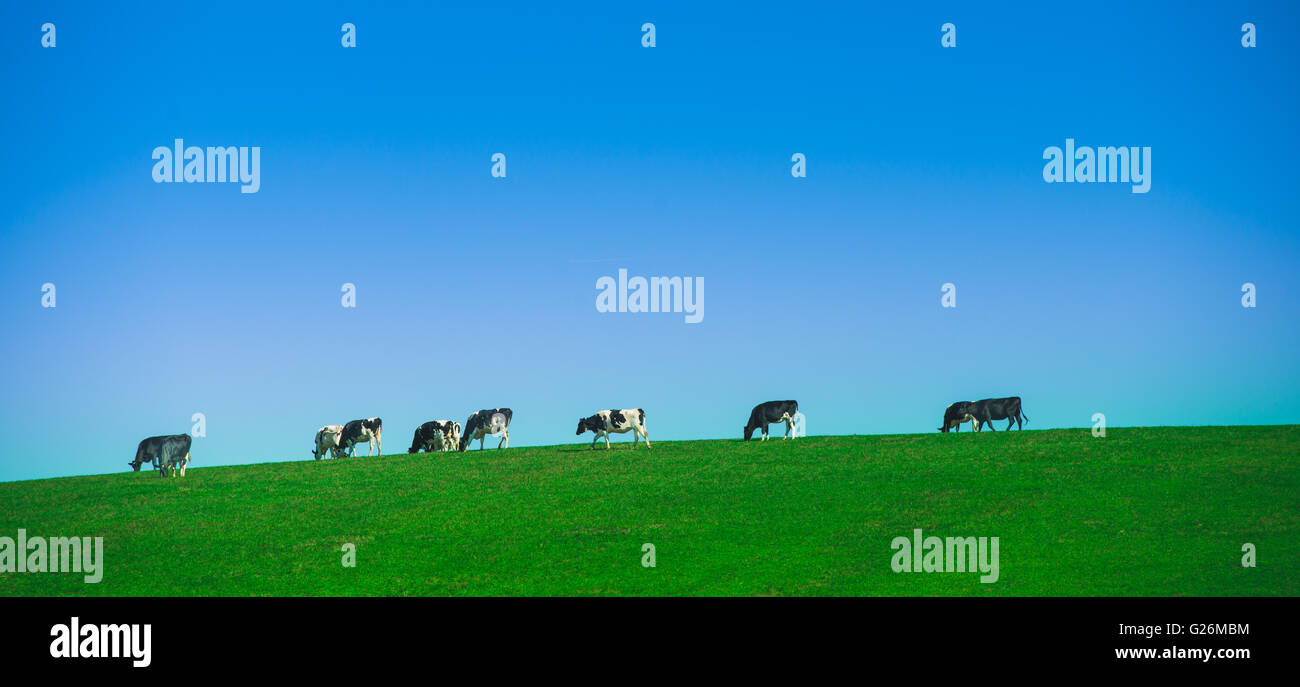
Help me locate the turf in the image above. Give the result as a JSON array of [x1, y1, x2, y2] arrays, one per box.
[[1, 426, 1296, 596]]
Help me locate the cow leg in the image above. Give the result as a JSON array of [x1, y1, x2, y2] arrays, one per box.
[[500, 430, 508, 449], [639, 426, 651, 448], [180, 453, 189, 476], [591, 434, 599, 450]]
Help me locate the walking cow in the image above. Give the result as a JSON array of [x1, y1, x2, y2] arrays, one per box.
[[968, 397, 1029, 431], [459, 409, 512, 451], [576, 409, 650, 450], [339, 418, 383, 456]]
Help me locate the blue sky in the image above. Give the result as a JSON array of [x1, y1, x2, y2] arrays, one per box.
[[1, 1, 1297, 481]]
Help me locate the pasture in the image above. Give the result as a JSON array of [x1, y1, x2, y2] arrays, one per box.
[[1, 426, 1296, 596]]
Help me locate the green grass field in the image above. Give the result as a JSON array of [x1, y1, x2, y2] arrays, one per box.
[[1, 426, 1296, 596]]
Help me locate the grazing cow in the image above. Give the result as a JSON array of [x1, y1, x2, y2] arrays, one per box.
[[129, 434, 192, 478], [409, 420, 462, 453], [938, 402, 981, 433], [969, 397, 1029, 431], [339, 418, 383, 456], [576, 409, 650, 450], [459, 408, 512, 451], [312, 425, 344, 460], [743, 400, 800, 441]]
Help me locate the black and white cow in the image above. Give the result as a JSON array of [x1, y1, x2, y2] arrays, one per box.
[[313, 425, 344, 460], [938, 402, 980, 433], [129, 434, 192, 478], [576, 409, 650, 450], [459, 408, 512, 451], [409, 420, 461, 453], [339, 418, 383, 456], [743, 400, 800, 441], [969, 397, 1029, 431]]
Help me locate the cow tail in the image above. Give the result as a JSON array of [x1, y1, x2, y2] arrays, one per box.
[[639, 409, 645, 427]]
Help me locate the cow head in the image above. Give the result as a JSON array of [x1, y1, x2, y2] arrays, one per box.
[[576, 415, 602, 436], [743, 423, 757, 441], [939, 402, 970, 432], [130, 442, 147, 471]]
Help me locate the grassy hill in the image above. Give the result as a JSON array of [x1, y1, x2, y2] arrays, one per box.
[[1, 426, 1296, 596]]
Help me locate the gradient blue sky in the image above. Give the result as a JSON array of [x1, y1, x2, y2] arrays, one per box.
[[2, 1, 1297, 482]]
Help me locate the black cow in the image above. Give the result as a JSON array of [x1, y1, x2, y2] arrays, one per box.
[[129, 434, 192, 478], [459, 408, 512, 451], [743, 400, 800, 441], [409, 420, 461, 453], [340, 418, 383, 456], [969, 397, 1029, 431], [938, 401, 980, 432]]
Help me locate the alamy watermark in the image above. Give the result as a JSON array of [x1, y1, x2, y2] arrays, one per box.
[[1043, 138, 1150, 194], [596, 269, 703, 324], [1092, 412, 1106, 438], [0, 529, 103, 583], [50, 618, 150, 668], [152, 138, 261, 193], [891, 528, 999, 583]]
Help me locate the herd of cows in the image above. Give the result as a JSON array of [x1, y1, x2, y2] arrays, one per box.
[[125, 397, 1027, 477]]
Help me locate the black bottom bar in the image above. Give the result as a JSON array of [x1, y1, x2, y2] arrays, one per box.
[[1, 596, 1286, 675]]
